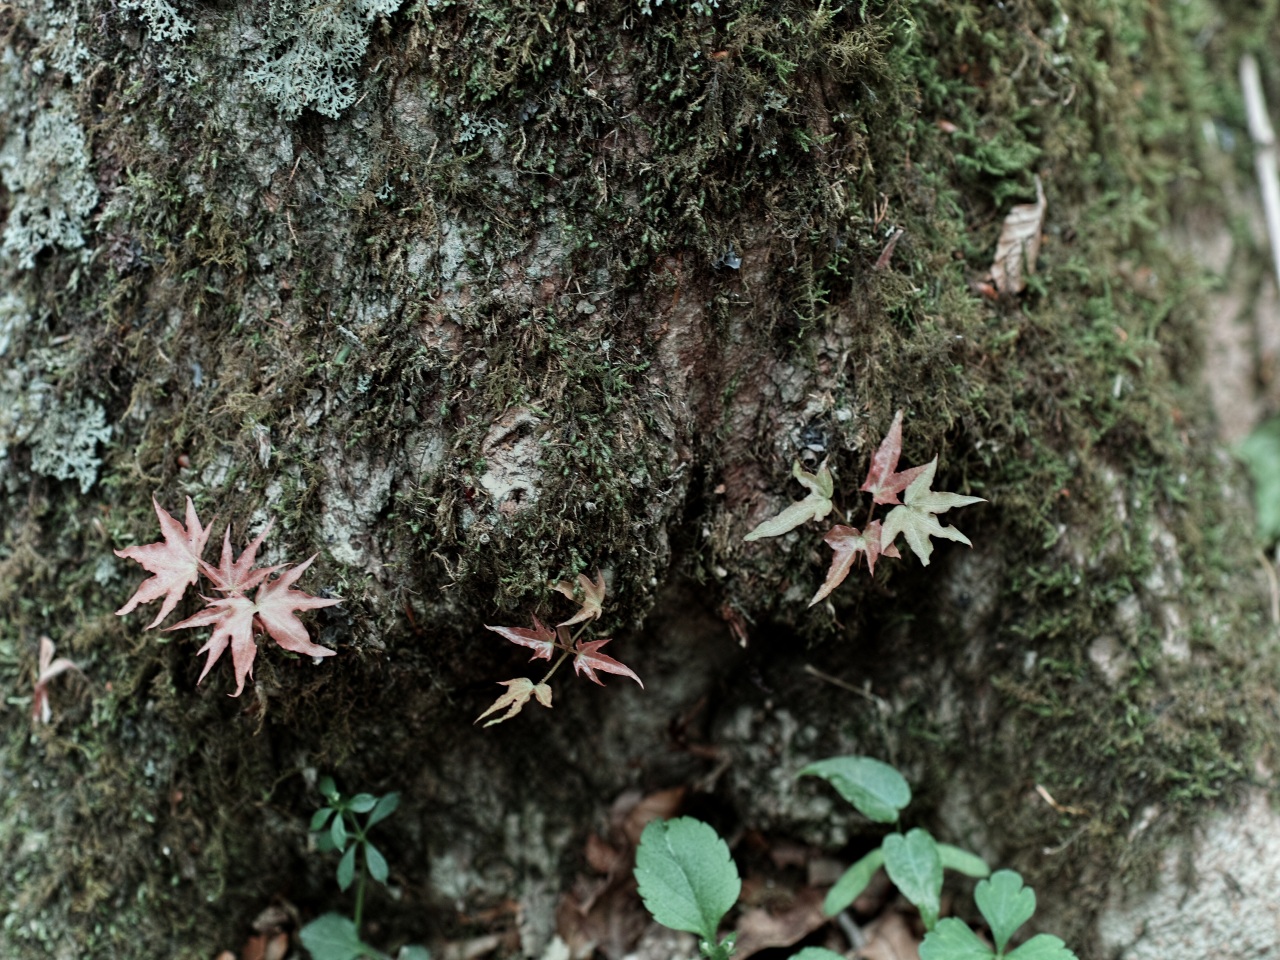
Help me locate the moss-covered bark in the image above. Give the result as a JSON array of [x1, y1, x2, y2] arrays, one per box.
[[1, 0, 1278, 957]]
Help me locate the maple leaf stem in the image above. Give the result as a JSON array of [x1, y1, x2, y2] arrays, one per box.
[[540, 649, 573, 684]]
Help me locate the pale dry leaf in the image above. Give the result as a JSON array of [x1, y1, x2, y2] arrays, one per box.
[[555, 570, 607, 626], [879, 458, 984, 566], [744, 461, 834, 541], [32, 636, 82, 724], [857, 911, 921, 960], [989, 175, 1046, 295], [475, 677, 554, 726]]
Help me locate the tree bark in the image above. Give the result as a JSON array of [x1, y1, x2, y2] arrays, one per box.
[[1, 1, 1277, 958]]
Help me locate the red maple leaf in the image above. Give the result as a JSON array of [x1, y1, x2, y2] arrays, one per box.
[[115, 497, 214, 628], [485, 615, 558, 661], [809, 522, 900, 606], [860, 410, 927, 506], [169, 556, 340, 697], [572, 637, 643, 688]]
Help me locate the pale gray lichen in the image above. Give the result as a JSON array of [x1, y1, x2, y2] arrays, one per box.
[[120, 0, 196, 43], [27, 399, 112, 494], [245, 0, 402, 121], [0, 94, 99, 270]]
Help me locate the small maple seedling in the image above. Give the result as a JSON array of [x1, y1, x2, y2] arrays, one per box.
[[477, 570, 642, 727], [744, 410, 984, 604], [116, 497, 341, 696], [31, 636, 83, 725]]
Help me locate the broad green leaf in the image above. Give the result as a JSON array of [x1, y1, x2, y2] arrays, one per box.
[[823, 849, 885, 916], [975, 871, 1035, 954], [398, 948, 431, 960], [937, 844, 990, 879], [634, 818, 741, 941], [790, 948, 846, 960], [1239, 416, 1280, 541], [311, 807, 336, 832], [1004, 934, 1078, 960], [337, 843, 357, 891], [882, 829, 943, 929], [348, 793, 377, 813], [918, 918, 994, 960], [331, 813, 349, 850], [299, 913, 389, 960], [798, 756, 911, 823], [319, 776, 340, 803], [367, 792, 401, 828], [316, 831, 338, 853], [366, 843, 389, 884]]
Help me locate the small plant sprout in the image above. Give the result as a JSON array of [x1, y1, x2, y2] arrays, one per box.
[[798, 756, 989, 928], [635, 757, 1076, 960], [919, 870, 1079, 960], [477, 570, 642, 727], [300, 777, 428, 960], [634, 817, 742, 960], [743, 410, 984, 604], [31, 636, 82, 724]]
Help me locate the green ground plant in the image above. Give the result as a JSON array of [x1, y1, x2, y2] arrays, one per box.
[[300, 777, 428, 960], [634, 757, 1077, 960]]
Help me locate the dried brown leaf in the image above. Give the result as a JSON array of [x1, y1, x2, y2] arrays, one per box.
[[988, 175, 1046, 295]]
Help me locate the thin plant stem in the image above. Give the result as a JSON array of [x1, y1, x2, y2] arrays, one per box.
[[539, 649, 572, 683]]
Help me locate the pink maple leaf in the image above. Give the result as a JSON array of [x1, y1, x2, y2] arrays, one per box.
[[809, 521, 901, 606], [201, 520, 279, 595], [860, 410, 927, 506], [170, 556, 340, 697], [485, 615, 558, 661], [115, 497, 214, 628], [572, 637, 643, 688], [32, 636, 82, 724]]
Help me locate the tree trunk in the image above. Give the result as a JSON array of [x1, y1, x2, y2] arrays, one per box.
[[1, 1, 1277, 958]]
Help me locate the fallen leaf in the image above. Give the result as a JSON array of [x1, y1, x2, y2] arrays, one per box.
[[857, 911, 921, 960], [988, 175, 1046, 295], [733, 887, 828, 959]]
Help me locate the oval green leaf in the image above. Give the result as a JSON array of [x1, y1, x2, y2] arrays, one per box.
[[937, 843, 990, 879], [882, 829, 942, 930], [634, 817, 741, 942], [330, 812, 348, 851], [823, 848, 885, 916], [348, 793, 377, 813], [366, 843, 389, 884], [1005, 934, 1078, 960], [310, 807, 336, 832], [299, 912, 388, 960], [797, 757, 911, 823], [367, 792, 401, 828], [337, 843, 357, 892]]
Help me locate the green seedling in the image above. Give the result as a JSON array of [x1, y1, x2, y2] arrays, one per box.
[[798, 755, 989, 928], [634, 757, 1077, 959], [300, 777, 427, 960], [633, 817, 840, 960], [919, 870, 1078, 960]]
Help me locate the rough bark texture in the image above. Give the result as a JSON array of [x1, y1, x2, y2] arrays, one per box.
[[2, 1, 1278, 958]]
